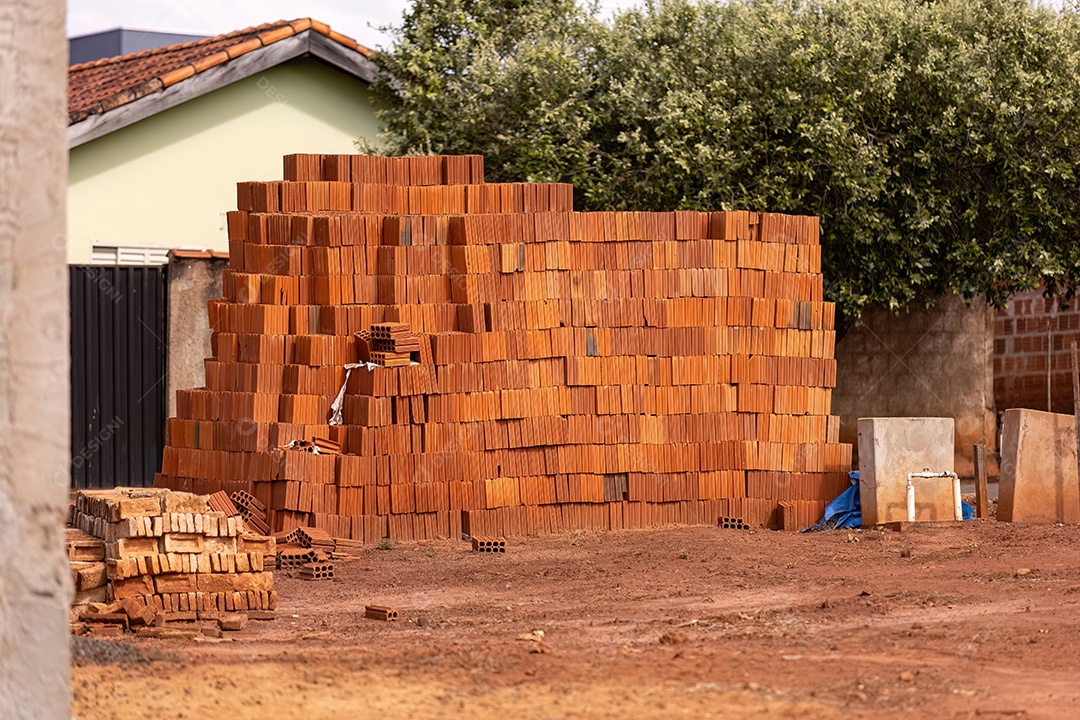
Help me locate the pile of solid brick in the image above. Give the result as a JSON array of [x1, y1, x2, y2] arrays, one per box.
[[154, 153, 851, 541], [67, 528, 108, 609], [68, 487, 277, 623]]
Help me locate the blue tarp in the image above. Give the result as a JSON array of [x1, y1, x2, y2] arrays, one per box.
[[802, 471, 862, 531], [803, 470, 974, 531]]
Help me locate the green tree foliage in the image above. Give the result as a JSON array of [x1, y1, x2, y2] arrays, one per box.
[[370, 0, 1080, 323], [367, 0, 605, 185]]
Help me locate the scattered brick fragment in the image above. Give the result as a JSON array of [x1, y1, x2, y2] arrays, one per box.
[[365, 605, 398, 621], [217, 613, 248, 631]]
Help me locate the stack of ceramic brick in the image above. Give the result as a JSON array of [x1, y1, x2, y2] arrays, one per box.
[[69, 487, 277, 617], [67, 528, 108, 616], [155, 153, 851, 541]]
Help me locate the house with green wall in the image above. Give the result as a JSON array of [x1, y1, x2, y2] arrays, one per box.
[[68, 17, 382, 264], [66, 18, 384, 489]]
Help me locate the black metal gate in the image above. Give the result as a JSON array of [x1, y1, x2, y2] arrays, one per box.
[[70, 266, 167, 488]]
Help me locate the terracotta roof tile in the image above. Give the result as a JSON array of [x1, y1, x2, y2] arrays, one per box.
[[257, 25, 295, 46], [226, 37, 263, 59], [190, 50, 231, 73], [159, 65, 194, 88], [328, 31, 358, 51], [68, 18, 371, 125]]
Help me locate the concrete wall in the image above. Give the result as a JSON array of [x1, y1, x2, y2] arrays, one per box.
[[993, 288, 1079, 414], [167, 256, 228, 418], [68, 57, 383, 263], [831, 294, 996, 477], [0, 1, 73, 717]]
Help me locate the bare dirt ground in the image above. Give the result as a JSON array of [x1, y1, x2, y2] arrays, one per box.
[[72, 521, 1080, 720]]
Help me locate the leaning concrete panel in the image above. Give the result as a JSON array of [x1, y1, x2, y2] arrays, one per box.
[[0, 1, 72, 718], [858, 417, 955, 525], [998, 408, 1080, 524]]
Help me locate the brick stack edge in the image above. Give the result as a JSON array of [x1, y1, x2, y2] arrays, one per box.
[[154, 153, 853, 541]]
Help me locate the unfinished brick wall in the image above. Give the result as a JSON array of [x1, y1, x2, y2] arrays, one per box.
[[994, 288, 1080, 414], [154, 154, 851, 540]]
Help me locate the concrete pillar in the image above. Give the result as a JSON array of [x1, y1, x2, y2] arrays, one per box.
[[0, 2, 73, 718], [166, 253, 228, 418]]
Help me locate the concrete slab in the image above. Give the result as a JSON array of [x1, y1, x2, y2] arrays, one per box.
[[858, 417, 955, 525], [998, 408, 1080, 524]]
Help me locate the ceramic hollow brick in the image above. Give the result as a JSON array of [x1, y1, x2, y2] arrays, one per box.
[[365, 605, 398, 621], [299, 562, 335, 580], [470, 536, 506, 553]]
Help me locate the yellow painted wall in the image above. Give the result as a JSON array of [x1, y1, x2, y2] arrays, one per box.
[[67, 57, 382, 264]]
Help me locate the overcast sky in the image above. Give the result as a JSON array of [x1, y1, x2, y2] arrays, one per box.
[[67, 0, 639, 51]]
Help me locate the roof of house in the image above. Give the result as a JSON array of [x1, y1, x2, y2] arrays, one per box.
[[68, 18, 377, 147]]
